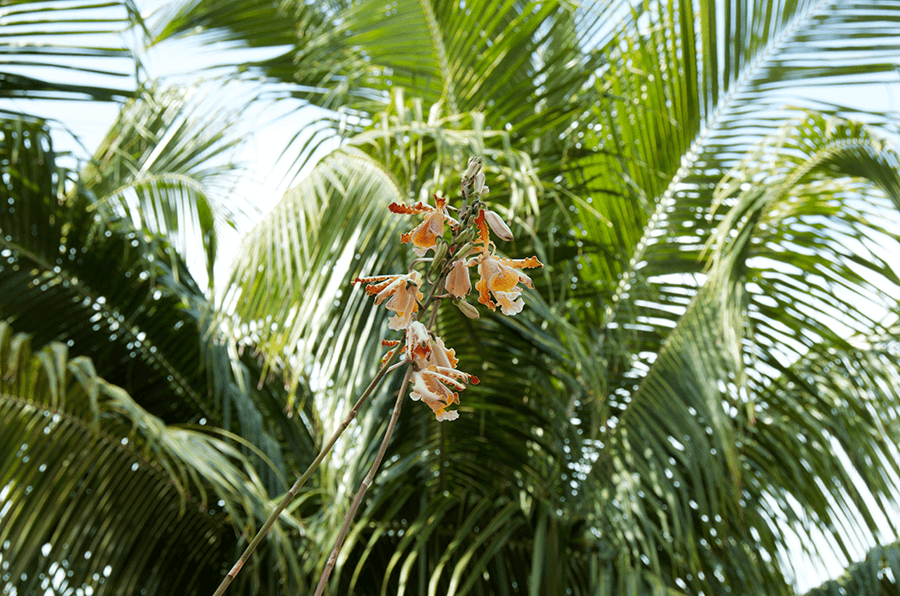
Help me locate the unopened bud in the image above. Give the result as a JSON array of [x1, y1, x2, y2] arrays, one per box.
[[464, 157, 483, 179], [431, 242, 449, 274], [461, 157, 484, 199], [484, 209, 514, 241], [454, 299, 480, 319], [473, 172, 489, 197], [453, 241, 476, 260], [453, 228, 475, 246]]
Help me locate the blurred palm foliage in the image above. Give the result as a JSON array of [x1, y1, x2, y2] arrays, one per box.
[[3, 0, 900, 595]]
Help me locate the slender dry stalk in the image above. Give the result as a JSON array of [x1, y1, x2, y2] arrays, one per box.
[[313, 366, 413, 596], [212, 348, 402, 596]]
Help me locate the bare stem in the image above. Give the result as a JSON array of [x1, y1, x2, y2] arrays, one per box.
[[313, 366, 413, 596], [212, 348, 402, 596]]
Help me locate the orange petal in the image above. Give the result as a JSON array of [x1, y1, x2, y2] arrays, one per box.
[[488, 265, 520, 292], [389, 201, 433, 215], [474, 209, 490, 252], [410, 219, 437, 248], [475, 275, 495, 310]]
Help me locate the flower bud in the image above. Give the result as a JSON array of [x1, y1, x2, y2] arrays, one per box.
[[461, 157, 484, 199], [484, 209, 514, 241], [463, 157, 483, 180], [454, 299, 480, 319], [430, 241, 448, 274], [453, 228, 475, 247], [445, 258, 471, 298], [452, 241, 476, 260], [473, 172, 489, 197]]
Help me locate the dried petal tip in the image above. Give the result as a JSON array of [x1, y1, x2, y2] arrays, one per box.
[[484, 209, 514, 241]]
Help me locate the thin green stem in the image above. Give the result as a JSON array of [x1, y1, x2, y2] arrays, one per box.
[[212, 347, 402, 596], [313, 366, 413, 596]]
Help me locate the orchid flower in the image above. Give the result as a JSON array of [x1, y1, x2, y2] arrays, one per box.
[[389, 195, 460, 256], [353, 161, 542, 424], [445, 258, 472, 298], [403, 322, 478, 421], [352, 271, 424, 330], [471, 210, 543, 315]]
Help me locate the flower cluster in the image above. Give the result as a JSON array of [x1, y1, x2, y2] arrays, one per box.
[[353, 158, 543, 421]]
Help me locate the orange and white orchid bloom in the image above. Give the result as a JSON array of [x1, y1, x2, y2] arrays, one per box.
[[352, 270, 424, 330], [410, 368, 466, 421], [404, 321, 433, 364], [389, 195, 460, 256], [404, 322, 478, 421], [471, 210, 543, 315]]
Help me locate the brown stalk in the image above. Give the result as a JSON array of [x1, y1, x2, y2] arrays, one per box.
[[212, 347, 402, 596], [312, 366, 413, 595]]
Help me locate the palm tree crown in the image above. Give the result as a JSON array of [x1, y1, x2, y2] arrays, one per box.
[[3, 1, 900, 595]]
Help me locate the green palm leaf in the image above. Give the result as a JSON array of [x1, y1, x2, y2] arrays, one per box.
[[593, 112, 900, 593], [152, 0, 605, 178], [140, 1, 900, 594], [804, 541, 900, 596], [80, 86, 251, 288], [0, 0, 139, 105], [0, 117, 316, 495], [0, 321, 303, 594]]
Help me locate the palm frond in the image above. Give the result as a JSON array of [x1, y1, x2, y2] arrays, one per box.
[[589, 112, 900, 594], [0, 321, 302, 594], [572, 0, 900, 358], [151, 0, 606, 181], [0, 117, 315, 494], [79, 85, 251, 288], [0, 0, 138, 105]]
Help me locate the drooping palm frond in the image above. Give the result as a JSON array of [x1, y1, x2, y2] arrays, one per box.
[[575, 0, 900, 379], [151, 0, 607, 182], [0, 321, 304, 595], [154, 0, 604, 116], [0, 0, 139, 106], [79, 86, 251, 288], [710, 113, 900, 580], [0, 118, 316, 494], [588, 112, 900, 594]]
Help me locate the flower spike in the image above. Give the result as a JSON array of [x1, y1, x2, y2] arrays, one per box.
[[354, 161, 541, 423]]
